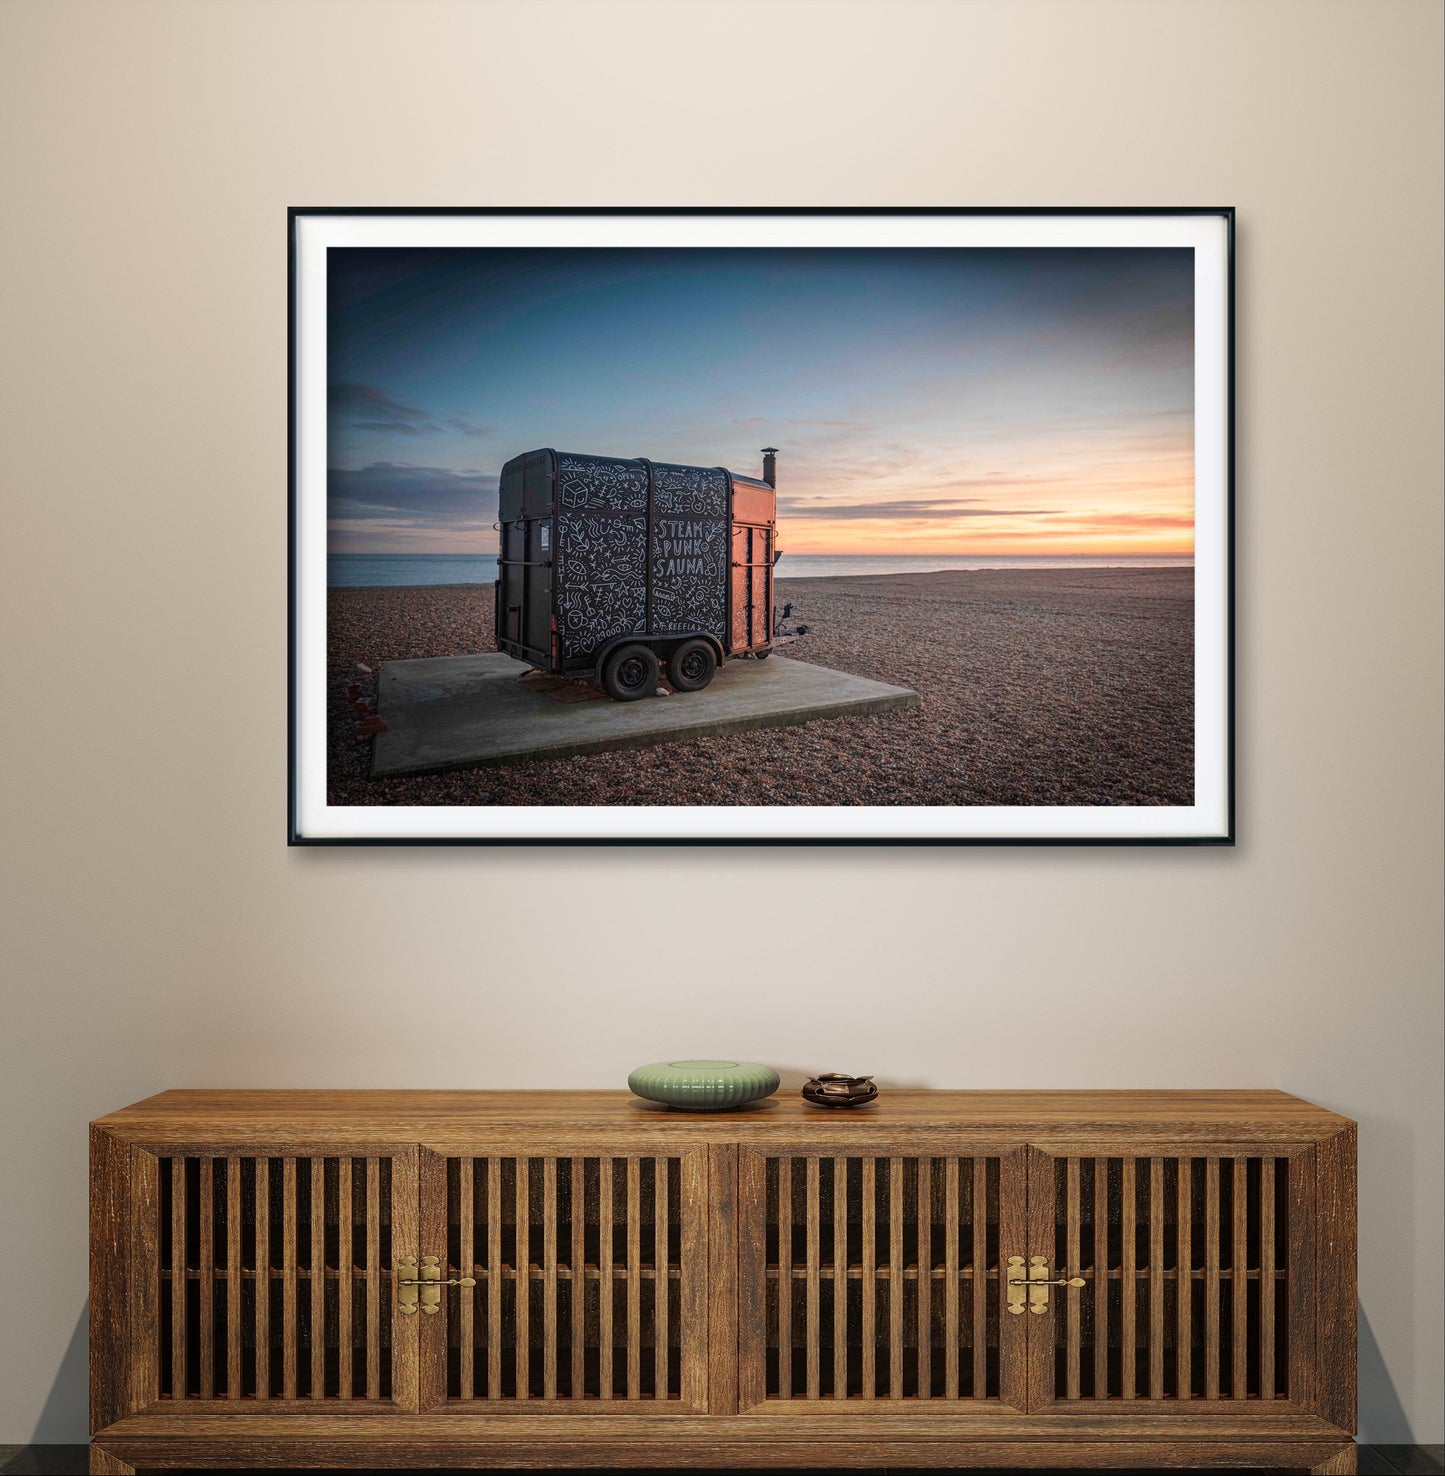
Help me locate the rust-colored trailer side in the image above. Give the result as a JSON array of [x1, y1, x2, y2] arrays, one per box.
[[728, 473, 776, 656]]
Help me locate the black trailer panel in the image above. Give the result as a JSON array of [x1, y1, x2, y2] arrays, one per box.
[[647, 461, 729, 644], [496, 449, 556, 665], [555, 451, 648, 661], [495, 447, 774, 683]]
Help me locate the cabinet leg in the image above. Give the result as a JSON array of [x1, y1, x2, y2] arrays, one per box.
[[89, 1445, 136, 1474], [1311, 1446, 1358, 1474]]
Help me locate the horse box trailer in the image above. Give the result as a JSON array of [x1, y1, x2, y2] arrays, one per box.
[[494, 447, 780, 700]]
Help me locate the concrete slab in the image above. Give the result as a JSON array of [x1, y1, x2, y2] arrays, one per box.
[[370, 652, 919, 777]]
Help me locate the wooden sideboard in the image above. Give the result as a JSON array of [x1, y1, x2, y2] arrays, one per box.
[[89, 1089, 1357, 1473]]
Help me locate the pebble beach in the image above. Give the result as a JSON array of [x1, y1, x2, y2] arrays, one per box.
[[327, 568, 1194, 808]]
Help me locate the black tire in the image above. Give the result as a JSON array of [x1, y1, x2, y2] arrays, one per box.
[[600, 643, 659, 701], [667, 638, 717, 693], [754, 648, 771, 661]]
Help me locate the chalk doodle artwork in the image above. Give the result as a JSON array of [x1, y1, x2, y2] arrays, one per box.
[[650, 463, 728, 638], [556, 513, 648, 657], [553, 457, 729, 650], [652, 462, 728, 518], [652, 517, 727, 637], [557, 454, 648, 511]]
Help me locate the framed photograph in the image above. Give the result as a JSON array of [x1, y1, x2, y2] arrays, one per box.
[[290, 208, 1232, 845]]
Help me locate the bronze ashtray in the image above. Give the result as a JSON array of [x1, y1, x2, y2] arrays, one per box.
[[802, 1073, 878, 1108]]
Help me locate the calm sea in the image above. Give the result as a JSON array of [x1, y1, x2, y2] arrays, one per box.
[[328, 552, 1193, 588]]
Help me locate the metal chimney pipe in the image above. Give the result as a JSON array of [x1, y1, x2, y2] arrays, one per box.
[[761, 447, 778, 488]]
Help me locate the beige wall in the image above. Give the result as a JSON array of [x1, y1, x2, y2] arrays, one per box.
[[1, 0, 1440, 1445]]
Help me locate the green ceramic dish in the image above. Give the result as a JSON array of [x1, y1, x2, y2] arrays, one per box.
[[627, 1060, 780, 1112]]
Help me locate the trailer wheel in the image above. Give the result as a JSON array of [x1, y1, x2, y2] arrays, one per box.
[[668, 639, 717, 693], [600, 643, 658, 701], [754, 649, 772, 661]]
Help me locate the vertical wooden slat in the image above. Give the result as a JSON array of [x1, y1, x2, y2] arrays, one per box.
[[516, 1157, 531, 1401], [415, 1149, 453, 1413], [888, 1157, 903, 1399], [734, 1147, 765, 1414], [705, 1148, 737, 1413], [1120, 1157, 1135, 1400], [570, 1158, 585, 1402], [1204, 1156, 1221, 1399], [88, 1130, 161, 1428], [255, 1158, 271, 1402], [458, 1157, 474, 1401], [777, 1157, 793, 1400], [226, 1157, 243, 1400], [364, 1158, 379, 1403], [916, 1157, 932, 1400], [388, 1151, 419, 1413], [861, 1158, 876, 1400], [1287, 1149, 1317, 1413], [626, 1157, 641, 1401], [334, 1159, 349, 1401], [1093, 1158, 1109, 1401], [805, 1157, 821, 1399], [1232, 1157, 1248, 1398], [1003, 1151, 1039, 1405], [655, 1158, 670, 1400], [1149, 1158, 1165, 1401], [1177, 1158, 1193, 1401], [833, 1156, 848, 1400], [972, 1156, 987, 1401], [683, 1149, 714, 1412], [1314, 1132, 1354, 1426], [310, 1158, 325, 1399], [1260, 1157, 1276, 1400], [487, 1159, 502, 1401], [197, 1159, 214, 1399], [599, 1158, 613, 1401], [944, 1157, 959, 1400], [280, 1159, 297, 1400], [109, 1146, 156, 1418], [542, 1158, 558, 1400], [1066, 1157, 1081, 1400], [170, 1158, 187, 1400]]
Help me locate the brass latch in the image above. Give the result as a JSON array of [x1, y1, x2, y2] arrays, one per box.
[[1006, 1255, 1085, 1314], [396, 1255, 476, 1315]]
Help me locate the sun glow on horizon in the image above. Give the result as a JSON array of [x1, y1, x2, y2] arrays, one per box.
[[328, 246, 1197, 560]]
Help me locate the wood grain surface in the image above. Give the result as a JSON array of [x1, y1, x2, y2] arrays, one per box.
[[90, 1435, 1359, 1470], [93, 1089, 1353, 1143], [90, 1090, 1356, 1472]]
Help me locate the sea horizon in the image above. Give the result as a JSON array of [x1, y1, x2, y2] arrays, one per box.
[[328, 551, 1194, 588]]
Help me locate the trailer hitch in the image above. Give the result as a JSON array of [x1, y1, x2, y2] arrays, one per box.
[[772, 601, 811, 642]]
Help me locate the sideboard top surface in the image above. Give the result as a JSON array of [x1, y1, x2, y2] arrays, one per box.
[[92, 1089, 1353, 1144]]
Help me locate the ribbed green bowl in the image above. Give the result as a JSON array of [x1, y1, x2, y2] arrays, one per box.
[[627, 1060, 780, 1112]]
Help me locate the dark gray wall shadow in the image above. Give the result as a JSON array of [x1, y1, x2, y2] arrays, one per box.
[[27, 1304, 86, 1445], [1361, 1299, 1415, 1444], [0, 1443, 89, 1473]]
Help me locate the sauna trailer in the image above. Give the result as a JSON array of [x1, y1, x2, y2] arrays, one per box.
[[494, 448, 780, 700]]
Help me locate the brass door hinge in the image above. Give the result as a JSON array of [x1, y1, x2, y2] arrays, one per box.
[[396, 1254, 476, 1315], [1006, 1255, 1085, 1314]]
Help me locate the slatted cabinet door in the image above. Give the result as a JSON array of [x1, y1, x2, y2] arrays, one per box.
[[417, 1145, 710, 1412], [738, 1145, 1029, 1413], [147, 1144, 419, 1412], [1023, 1144, 1323, 1415]]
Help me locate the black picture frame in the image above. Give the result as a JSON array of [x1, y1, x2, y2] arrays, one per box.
[[290, 207, 1234, 847]]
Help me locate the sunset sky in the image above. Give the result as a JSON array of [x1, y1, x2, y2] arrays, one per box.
[[327, 246, 1194, 556]]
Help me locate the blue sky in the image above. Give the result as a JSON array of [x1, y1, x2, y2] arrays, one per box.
[[327, 246, 1193, 555]]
